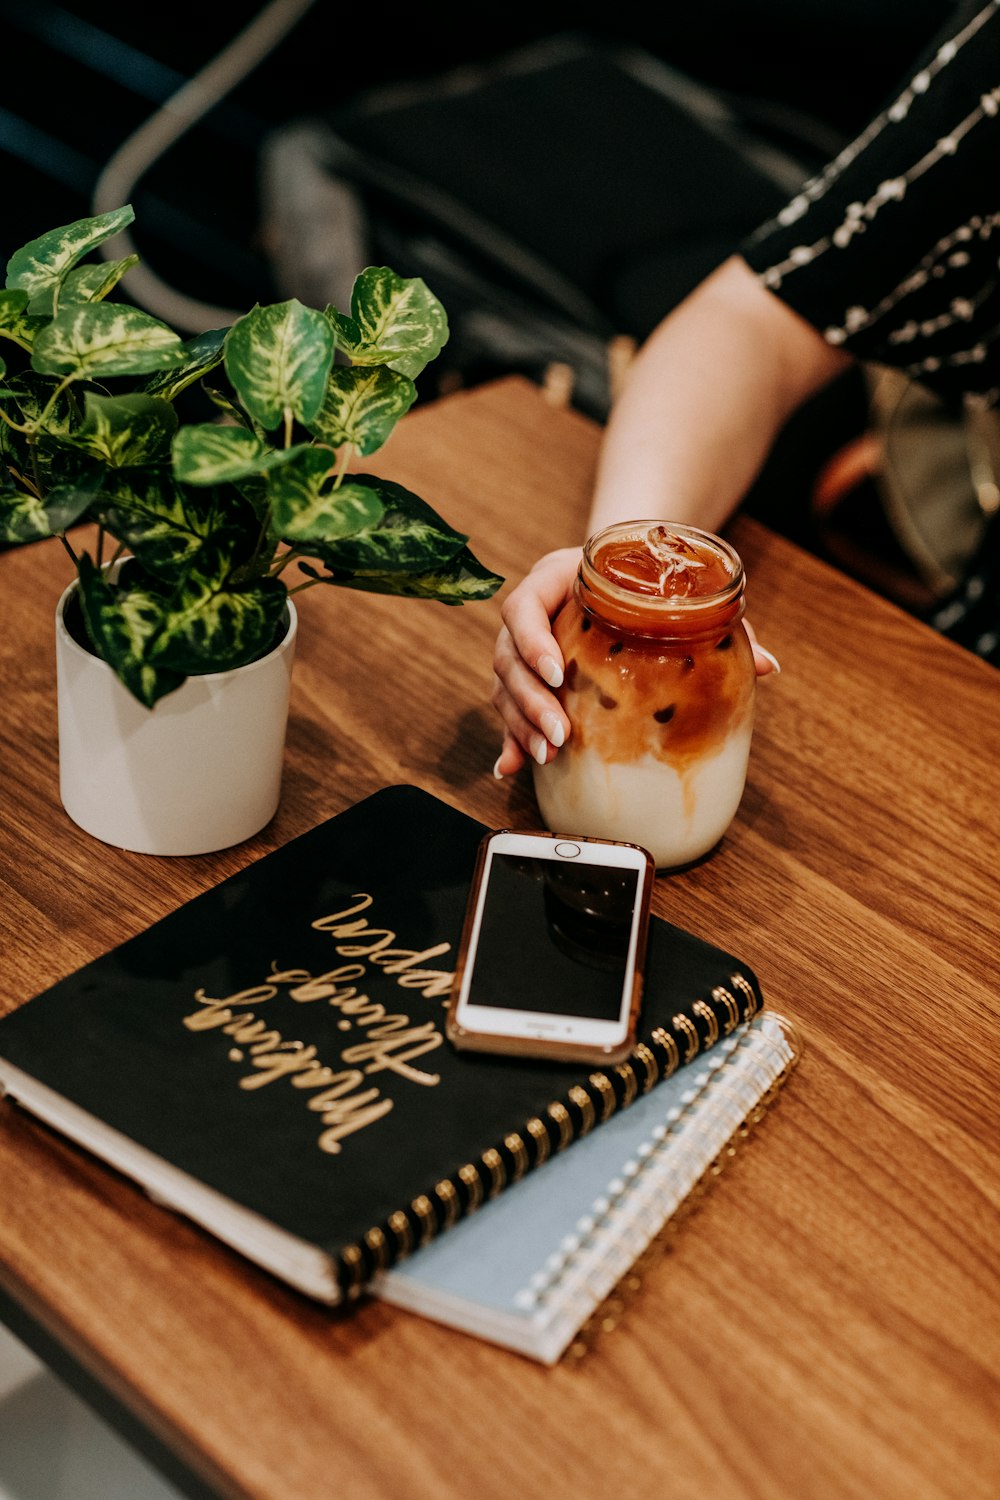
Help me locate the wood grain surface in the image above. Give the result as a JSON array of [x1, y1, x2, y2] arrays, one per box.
[[0, 377, 997, 1500]]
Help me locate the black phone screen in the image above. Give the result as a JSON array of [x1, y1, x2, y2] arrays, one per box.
[[466, 853, 641, 1022]]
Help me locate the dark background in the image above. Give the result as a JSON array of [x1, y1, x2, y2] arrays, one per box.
[[0, 0, 964, 583], [1, 1, 957, 314]]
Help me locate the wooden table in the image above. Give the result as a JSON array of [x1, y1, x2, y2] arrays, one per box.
[[1, 377, 997, 1500]]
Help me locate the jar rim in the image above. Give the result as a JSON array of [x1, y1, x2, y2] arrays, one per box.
[[581, 520, 745, 615]]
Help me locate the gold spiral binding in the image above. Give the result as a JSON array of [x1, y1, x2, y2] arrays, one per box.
[[410, 1194, 436, 1246], [614, 1061, 639, 1108], [525, 1116, 551, 1166], [340, 1241, 366, 1298], [632, 1042, 658, 1093], [388, 1209, 413, 1259], [481, 1147, 506, 1198], [458, 1162, 484, 1212], [547, 1101, 574, 1151], [692, 999, 720, 1048], [730, 972, 759, 1018], [504, 1131, 530, 1182], [363, 1225, 389, 1273], [568, 1084, 597, 1135], [649, 1027, 681, 1076], [434, 1178, 460, 1230], [711, 985, 741, 1034], [588, 1072, 617, 1122], [672, 1012, 700, 1064]]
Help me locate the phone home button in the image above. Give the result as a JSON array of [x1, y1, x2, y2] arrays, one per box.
[[554, 842, 582, 858]]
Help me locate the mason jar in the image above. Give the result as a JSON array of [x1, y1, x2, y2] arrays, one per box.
[[532, 520, 756, 868]]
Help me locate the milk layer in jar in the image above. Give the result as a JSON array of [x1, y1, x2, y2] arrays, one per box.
[[532, 521, 756, 868]]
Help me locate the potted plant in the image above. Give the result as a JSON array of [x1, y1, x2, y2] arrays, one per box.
[[0, 205, 503, 854]]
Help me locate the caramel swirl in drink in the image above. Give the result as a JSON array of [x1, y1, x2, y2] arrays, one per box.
[[532, 522, 756, 868]]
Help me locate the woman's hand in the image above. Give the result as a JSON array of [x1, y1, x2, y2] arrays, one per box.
[[491, 546, 782, 779], [492, 547, 581, 777]]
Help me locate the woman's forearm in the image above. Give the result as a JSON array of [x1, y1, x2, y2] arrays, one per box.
[[588, 255, 852, 535], [491, 255, 851, 774]]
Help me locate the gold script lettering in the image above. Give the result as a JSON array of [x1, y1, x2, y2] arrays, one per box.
[[312, 895, 454, 999], [180, 997, 396, 1153], [295, 1069, 395, 1153], [316, 1090, 394, 1154], [182, 987, 276, 1030], [223, 1016, 284, 1053], [340, 1021, 443, 1085], [268, 963, 366, 1002], [240, 1044, 321, 1090]]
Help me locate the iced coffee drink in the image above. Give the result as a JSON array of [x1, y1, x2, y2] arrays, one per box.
[[532, 521, 756, 868]]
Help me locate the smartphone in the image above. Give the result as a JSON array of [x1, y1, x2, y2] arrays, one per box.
[[446, 829, 655, 1065]]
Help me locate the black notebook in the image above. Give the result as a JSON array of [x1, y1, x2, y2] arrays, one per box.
[[0, 785, 764, 1303]]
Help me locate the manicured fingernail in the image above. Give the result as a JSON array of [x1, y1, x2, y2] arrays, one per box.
[[531, 734, 549, 766], [540, 711, 565, 748], [492, 755, 505, 781], [538, 653, 564, 689], [757, 647, 782, 675]]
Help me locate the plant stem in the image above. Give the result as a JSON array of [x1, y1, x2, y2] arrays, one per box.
[[332, 443, 354, 489], [268, 547, 303, 578], [6, 465, 39, 498], [29, 445, 44, 507], [0, 405, 30, 434], [58, 532, 79, 565], [246, 505, 275, 579]]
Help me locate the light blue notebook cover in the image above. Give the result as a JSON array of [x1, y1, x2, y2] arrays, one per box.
[[375, 1012, 797, 1363]]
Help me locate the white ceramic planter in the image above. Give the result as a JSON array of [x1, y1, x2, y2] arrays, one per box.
[[55, 581, 298, 856]]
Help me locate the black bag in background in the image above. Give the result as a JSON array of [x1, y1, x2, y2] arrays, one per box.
[[258, 33, 829, 420]]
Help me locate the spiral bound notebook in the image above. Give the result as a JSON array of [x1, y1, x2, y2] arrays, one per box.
[[376, 1011, 799, 1363], [0, 784, 767, 1305]]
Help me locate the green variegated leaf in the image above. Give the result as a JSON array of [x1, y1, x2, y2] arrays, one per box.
[[0, 288, 43, 352], [6, 206, 135, 300], [76, 392, 177, 466], [173, 424, 264, 485], [0, 478, 51, 542], [75, 553, 183, 708], [0, 440, 103, 541], [172, 424, 304, 486], [0, 288, 27, 318], [28, 257, 142, 316], [0, 372, 72, 434], [32, 303, 185, 380], [327, 267, 448, 379], [307, 545, 504, 605], [0, 414, 16, 462], [224, 300, 334, 430], [2, 405, 36, 474], [307, 365, 416, 455], [270, 453, 382, 543], [56, 254, 140, 308], [97, 471, 245, 584], [201, 380, 259, 436], [150, 549, 288, 675], [304, 474, 467, 574], [42, 466, 107, 531], [142, 328, 227, 401]]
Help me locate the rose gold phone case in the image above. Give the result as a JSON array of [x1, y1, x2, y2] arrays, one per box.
[[445, 828, 655, 1066]]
